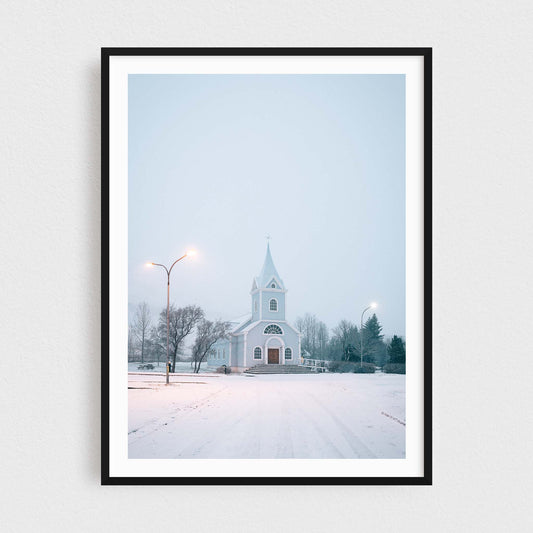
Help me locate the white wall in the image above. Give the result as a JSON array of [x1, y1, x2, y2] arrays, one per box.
[[2, 1, 532, 531]]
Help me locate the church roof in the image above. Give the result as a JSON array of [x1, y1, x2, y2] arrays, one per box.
[[255, 243, 285, 290], [229, 314, 252, 333], [237, 319, 301, 335]]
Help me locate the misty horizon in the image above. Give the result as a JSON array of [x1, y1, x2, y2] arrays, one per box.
[[128, 74, 405, 337]]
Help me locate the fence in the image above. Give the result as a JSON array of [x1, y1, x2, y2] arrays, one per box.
[[300, 358, 329, 372]]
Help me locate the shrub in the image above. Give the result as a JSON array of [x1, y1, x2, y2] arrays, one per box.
[[383, 363, 406, 374], [137, 363, 155, 370], [352, 362, 376, 373], [216, 365, 231, 374], [328, 361, 357, 373]]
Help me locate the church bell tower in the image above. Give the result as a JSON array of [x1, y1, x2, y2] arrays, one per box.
[[250, 243, 287, 323]]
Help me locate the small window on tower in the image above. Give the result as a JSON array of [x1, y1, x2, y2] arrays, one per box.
[[269, 298, 278, 311], [254, 300, 258, 312], [271, 283, 276, 288]]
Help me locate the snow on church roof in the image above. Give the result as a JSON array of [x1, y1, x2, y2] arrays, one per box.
[[254, 243, 285, 290], [228, 314, 252, 333]]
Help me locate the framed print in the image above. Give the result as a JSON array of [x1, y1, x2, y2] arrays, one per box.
[[102, 47, 432, 485]]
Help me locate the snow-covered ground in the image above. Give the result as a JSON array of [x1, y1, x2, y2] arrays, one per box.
[[128, 373, 405, 459], [128, 361, 217, 373]]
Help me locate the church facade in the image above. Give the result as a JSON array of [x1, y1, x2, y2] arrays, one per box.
[[207, 244, 301, 372]]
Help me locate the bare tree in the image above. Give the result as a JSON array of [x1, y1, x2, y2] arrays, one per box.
[[331, 320, 359, 361], [317, 321, 329, 358], [128, 325, 136, 362], [295, 314, 330, 358], [191, 319, 231, 373], [158, 305, 204, 371], [148, 326, 164, 365], [295, 314, 315, 355], [133, 302, 151, 363]]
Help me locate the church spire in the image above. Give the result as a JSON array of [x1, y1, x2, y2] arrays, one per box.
[[257, 242, 285, 290]]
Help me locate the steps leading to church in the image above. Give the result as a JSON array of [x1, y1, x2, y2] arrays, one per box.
[[244, 364, 314, 375]]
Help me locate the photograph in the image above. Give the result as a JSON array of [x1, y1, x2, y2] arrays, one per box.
[[103, 49, 431, 483], [5, 1, 532, 530]]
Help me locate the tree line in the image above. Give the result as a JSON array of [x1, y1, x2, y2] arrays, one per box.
[[129, 303, 406, 373], [295, 313, 405, 371], [128, 302, 230, 373]]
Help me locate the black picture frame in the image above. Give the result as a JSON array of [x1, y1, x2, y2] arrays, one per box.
[[102, 47, 432, 486]]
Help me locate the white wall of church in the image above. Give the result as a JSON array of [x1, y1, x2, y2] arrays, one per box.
[[259, 289, 286, 321], [232, 335, 244, 368], [208, 338, 230, 367], [244, 324, 300, 367], [251, 292, 260, 322]]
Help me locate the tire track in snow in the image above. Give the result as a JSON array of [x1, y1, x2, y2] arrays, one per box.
[[303, 389, 378, 459], [173, 386, 259, 458], [284, 387, 345, 459], [257, 380, 295, 459], [128, 385, 229, 445]]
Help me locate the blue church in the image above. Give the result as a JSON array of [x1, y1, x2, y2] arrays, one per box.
[[208, 244, 301, 372]]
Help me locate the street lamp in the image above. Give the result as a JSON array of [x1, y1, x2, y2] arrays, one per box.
[[147, 250, 196, 385], [360, 302, 377, 367]]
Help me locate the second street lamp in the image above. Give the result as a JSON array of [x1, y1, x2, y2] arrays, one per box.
[[147, 250, 196, 385], [360, 302, 377, 368]]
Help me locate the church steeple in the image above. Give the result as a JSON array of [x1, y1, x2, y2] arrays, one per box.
[[251, 243, 286, 322], [256, 242, 285, 290]]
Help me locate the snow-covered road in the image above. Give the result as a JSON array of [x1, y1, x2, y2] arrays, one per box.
[[128, 373, 405, 459]]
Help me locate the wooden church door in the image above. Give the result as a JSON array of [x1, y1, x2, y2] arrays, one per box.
[[268, 348, 279, 364]]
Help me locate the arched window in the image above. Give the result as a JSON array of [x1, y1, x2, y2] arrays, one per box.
[[285, 347, 292, 360], [269, 298, 278, 311], [254, 347, 262, 359], [270, 281, 276, 288], [264, 324, 283, 335]]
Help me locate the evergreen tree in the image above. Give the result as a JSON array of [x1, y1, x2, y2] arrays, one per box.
[[361, 313, 384, 364], [387, 335, 406, 364], [373, 340, 388, 368], [344, 343, 358, 362]]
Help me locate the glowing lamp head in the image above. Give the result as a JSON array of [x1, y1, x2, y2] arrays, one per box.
[[146, 262, 154, 267], [370, 302, 378, 309], [186, 250, 197, 257]]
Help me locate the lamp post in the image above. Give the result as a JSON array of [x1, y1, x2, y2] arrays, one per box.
[[147, 250, 196, 385], [360, 302, 377, 367]]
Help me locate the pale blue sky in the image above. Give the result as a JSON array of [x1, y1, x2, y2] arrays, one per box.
[[128, 74, 405, 336]]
